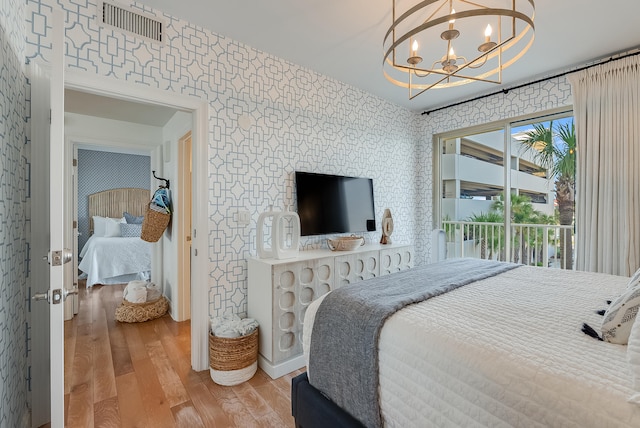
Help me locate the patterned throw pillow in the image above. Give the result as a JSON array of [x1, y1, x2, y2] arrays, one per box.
[[120, 223, 142, 237], [124, 211, 144, 224], [601, 282, 640, 344]]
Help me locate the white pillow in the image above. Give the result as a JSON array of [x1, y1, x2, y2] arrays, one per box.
[[92, 216, 107, 236], [104, 217, 125, 237], [92, 216, 124, 237], [628, 315, 640, 404], [601, 282, 640, 344]]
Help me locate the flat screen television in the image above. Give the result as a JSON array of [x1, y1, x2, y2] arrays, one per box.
[[295, 171, 376, 236]]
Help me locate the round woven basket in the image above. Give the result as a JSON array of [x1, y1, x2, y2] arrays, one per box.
[[141, 204, 171, 242], [115, 296, 169, 323], [209, 328, 259, 385]]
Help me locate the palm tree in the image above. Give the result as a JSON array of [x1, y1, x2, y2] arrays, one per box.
[[518, 120, 576, 269], [466, 211, 503, 260], [492, 193, 555, 265]]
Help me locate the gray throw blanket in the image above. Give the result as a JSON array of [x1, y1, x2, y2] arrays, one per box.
[[308, 258, 520, 428]]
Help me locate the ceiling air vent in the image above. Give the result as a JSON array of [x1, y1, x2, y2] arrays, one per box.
[[99, 2, 164, 43]]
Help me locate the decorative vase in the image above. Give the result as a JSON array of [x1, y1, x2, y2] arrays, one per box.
[[380, 208, 394, 245], [274, 207, 300, 260], [257, 205, 300, 259], [257, 205, 277, 259]]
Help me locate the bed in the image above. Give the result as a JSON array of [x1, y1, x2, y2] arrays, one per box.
[[295, 258, 640, 428], [78, 188, 152, 288]]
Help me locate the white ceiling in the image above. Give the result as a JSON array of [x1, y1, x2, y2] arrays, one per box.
[[133, 0, 640, 112]]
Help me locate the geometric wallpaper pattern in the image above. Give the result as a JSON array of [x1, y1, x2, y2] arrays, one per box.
[[0, 0, 30, 425], [76, 149, 150, 249], [25, 0, 418, 320], [24, 1, 573, 326]]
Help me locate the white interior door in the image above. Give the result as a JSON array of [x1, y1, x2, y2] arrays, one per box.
[[30, 10, 68, 427], [48, 11, 67, 426], [29, 60, 52, 428]]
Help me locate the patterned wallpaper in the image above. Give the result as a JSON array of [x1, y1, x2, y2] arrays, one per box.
[[413, 76, 574, 262], [77, 149, 150, 249], [25, 0, 419, 319], [23, 0, 574, 323], [0, 0, 30, 425]]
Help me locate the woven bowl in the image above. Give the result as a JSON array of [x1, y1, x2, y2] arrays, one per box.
[[327, 235, 365, 251], [115, 296, 169, 323]]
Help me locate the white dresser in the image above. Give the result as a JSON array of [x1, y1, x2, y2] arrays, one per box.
[[248, 243, 414, 379]]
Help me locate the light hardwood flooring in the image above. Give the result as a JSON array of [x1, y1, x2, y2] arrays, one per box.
[[58, 282, 304, 427]]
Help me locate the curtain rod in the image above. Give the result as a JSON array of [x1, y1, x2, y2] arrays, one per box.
[[421, 49, 640, 116]]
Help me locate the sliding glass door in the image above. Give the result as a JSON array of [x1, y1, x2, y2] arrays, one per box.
[[436, 111, 575, 269]]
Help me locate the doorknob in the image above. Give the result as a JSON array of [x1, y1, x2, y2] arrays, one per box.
[[64, 288, 78, 300], [32, 288, 78, 304], [32, 291, 49, 302]]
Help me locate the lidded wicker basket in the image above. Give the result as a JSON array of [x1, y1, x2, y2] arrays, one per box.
[[209, 327, 259, 386]]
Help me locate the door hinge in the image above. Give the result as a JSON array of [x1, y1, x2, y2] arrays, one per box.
[[73, 220, 77, 229], [73, 158, 78, 167], [49, 109, 52, 124]]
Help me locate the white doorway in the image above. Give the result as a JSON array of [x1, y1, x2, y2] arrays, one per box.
[[61, 70, 211, 371], [29, 67, 211, 426]]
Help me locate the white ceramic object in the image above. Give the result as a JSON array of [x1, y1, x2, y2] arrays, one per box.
[[274, 208, 300, 259], [257, 205, 277, 259]]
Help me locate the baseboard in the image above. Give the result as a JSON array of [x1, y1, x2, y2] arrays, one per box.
[[258, 354, 306, 379]]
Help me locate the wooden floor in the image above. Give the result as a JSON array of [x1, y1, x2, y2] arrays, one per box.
[[60, 282, 304, 428]]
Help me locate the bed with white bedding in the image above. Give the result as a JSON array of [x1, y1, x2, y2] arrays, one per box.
[[79, 235, 151, 288], [78, 188, 151, 288], [295, 258, 640, 428]]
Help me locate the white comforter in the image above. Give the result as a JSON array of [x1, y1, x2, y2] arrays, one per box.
[[304, 265, 640, 427], [79, 235, 152, 288]]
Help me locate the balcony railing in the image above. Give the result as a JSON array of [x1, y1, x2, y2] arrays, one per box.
[[441, 221, 574, 269]]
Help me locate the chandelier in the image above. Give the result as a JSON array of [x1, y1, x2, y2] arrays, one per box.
[[383, 0, 535, 99]]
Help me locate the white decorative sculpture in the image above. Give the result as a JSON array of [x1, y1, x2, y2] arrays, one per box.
[[257, 205, 277, 258], [257, 205, 300, 259], [380, 208, 394, 245], [274, 206, 300, 259]]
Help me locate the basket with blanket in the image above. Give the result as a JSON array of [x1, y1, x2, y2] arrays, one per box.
[[115, 280, 169, 323], [209, 315, 259, 386]]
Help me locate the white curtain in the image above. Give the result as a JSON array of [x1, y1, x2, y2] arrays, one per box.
[[568, 55, 640, 276]]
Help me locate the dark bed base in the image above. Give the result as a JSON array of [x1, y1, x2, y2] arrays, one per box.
[[291, 372, 365, 428]]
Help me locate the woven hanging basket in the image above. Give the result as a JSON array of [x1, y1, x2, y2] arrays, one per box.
[[141, 204, 171, 242], [209, 328, 259, 385], [115, 296, 169, 323]]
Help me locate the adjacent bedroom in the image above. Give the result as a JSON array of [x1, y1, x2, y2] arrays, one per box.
[[75, 148, 153, 289]]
